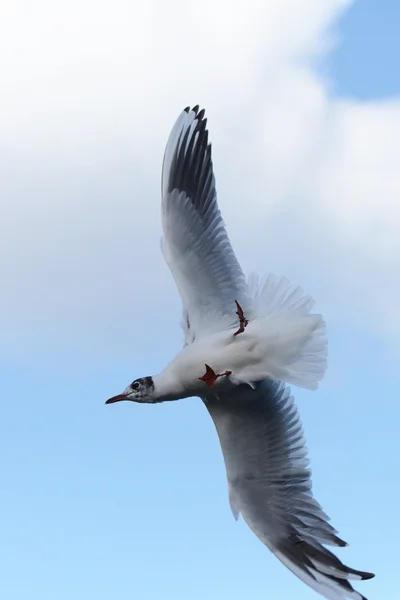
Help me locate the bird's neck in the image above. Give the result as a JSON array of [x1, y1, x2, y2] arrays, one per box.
[[152, 366, 187, 402]]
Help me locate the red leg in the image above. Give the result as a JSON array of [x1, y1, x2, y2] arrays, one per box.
[[199, 364, 232, 389], [233, 300, 249, 336]]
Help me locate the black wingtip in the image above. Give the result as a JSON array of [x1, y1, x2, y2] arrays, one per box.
[[346, 565, 375, 581], [335, 536, 348, 547], [196, 116, 207, 135], [360, 571, 375, 581], [183, 105, 206, 119]]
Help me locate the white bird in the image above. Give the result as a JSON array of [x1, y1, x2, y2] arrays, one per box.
[[106, 106, 374, 599]]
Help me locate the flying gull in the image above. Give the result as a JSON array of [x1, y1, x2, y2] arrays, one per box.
[[106, 106, 374, 600]]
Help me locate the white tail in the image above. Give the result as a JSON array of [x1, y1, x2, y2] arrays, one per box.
[[247, 273, 328, 390]]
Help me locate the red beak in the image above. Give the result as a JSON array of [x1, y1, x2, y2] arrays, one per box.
[[105, 394, 129, 404]]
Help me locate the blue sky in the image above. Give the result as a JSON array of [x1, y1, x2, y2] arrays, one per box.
[[328, 0, 400, 99], [1, 2, 399, 599]]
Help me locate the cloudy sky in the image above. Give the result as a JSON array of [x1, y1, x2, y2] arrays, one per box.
[[1, 1, 399, 599]]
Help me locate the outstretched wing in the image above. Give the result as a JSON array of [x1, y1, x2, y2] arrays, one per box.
[[204, 381, 374, 600], [161, 106, 249, 344]]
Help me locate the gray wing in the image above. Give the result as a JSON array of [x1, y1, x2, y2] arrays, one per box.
[[204, 381, 374, 600], [161, 106, 250, 344]]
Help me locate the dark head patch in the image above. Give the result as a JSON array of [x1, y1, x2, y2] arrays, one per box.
[[142, 376, 154, 390], [131, 376, 154, 391]]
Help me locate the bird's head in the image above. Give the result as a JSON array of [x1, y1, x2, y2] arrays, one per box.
[[106, 376, 156, 405]]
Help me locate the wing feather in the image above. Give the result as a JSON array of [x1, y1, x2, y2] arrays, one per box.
[[204, 381, 374, 600], [161, 107, 249, 343]]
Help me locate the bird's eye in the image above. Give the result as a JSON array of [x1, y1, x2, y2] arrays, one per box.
[[131, 381, 140, 390]]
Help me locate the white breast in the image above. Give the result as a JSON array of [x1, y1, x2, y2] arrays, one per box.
[[164, 323, 263, 396], [161, 311, 327, 398]]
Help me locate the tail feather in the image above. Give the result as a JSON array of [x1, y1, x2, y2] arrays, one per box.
[[248, 272, 316, 315], [247, 273, 328, 390]]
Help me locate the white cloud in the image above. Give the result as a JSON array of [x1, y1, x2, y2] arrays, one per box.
[[0, 0, 399, 360]]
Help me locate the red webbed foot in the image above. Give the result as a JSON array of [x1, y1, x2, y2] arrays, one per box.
[[233, 300, 249, 336], [199, 364, 232, 389]]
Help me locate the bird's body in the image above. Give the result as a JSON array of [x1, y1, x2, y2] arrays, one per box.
[[155, 302, 326, 401], [106, 106, 374, 600]]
